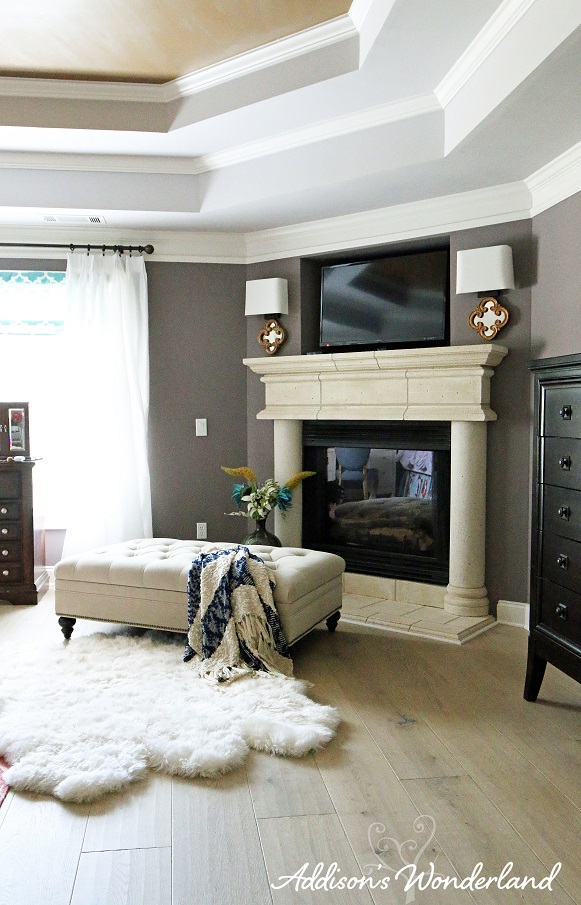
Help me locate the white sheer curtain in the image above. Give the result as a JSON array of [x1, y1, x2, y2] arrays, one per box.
[[61, 253, 152, 558]]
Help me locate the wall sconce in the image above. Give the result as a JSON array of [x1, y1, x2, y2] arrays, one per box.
[[456, 245, 515, 340], [245, 278, 289, 354]]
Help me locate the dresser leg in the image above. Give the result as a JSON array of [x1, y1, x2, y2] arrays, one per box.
[[58, 616, 76, 640], [524, 641, 546, 702]]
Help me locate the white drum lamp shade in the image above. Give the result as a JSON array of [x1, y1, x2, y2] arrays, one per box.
[[456, 245, 515, 294], [245, 278, 289, 315]]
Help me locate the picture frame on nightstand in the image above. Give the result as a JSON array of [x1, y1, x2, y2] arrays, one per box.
[[0, 402, 30, 459]]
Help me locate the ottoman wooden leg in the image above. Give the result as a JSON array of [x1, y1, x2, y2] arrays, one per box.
[[58, 616, 76, 640], [326, 611, 341, 633]]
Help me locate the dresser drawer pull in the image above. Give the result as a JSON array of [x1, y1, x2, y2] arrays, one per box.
[[0, 508, 6, 515], [558, 506, 571, 520], [0, 528, 7, 535], [1, 549, 8, 557], [559, 456, 572, 471], [556, 554, 569, 570], [2, 569, 8, 576], [555, 603, 568, 620], [560, 405, 573, 420]]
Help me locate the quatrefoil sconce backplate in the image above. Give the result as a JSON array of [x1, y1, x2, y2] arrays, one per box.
[[258, 318, 286, 355], [468, 296, 509, 341], [245, 278, 289, 355]]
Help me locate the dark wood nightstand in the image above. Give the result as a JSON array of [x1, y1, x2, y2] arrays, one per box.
[[0, 461, 47, 605], [525, 353, 581, 700]]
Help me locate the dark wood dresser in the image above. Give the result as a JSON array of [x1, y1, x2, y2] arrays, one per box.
[[0, 461, 47, 606], [525, 353, 581, 700]]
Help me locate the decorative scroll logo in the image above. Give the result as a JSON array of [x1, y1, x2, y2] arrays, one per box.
[[365, 816, 441, 903], [270, 815, 562, 900]]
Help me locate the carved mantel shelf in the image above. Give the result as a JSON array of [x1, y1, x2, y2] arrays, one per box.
[[244, 344, 508, 620], [244, 343, 508, 423]]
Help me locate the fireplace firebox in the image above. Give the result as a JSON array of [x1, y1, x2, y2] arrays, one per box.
[[303, 421, 450, 585]]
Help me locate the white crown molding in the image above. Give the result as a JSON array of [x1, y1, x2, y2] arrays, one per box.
[[196, 93, 441, 172], [0, 226, 247, 264], [170, 16, 356, 100], [526, 140, 581, 217], [435, 0, 536, 107], [349, 0, 398, 65], [0, 152, 200, 176], [6, 141, 581, 263], [0, 182, 532, 264], [348, 0, 376, 30], [0, 93, 440, 177], [244, 181, 532, 261], [0, 75, 162, 104], [0, 16, 357, 107]]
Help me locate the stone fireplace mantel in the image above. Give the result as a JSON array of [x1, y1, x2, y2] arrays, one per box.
[[244, 344, 508, 619]]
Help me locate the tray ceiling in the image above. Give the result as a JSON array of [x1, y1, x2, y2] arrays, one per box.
[[1, 0, 581, 248], [0, 0, 350, 82]]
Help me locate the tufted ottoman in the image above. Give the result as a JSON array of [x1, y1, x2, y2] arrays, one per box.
[[54, 539, 345, 645]]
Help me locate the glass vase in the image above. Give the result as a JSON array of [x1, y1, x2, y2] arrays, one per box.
[[243, 516, 282, 547]]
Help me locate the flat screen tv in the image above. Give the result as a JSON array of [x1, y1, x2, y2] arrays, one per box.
[[320, 248, 449, 350]]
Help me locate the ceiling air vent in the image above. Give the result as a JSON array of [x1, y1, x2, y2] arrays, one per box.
[[42, 214, 107, 225]]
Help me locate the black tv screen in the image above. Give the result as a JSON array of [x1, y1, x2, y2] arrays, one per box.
[[320, 249, 449, 350]]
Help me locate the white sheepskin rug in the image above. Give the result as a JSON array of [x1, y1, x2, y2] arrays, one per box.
[[0, 630, 340, 803]]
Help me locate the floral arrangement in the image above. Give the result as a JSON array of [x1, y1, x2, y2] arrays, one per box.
[[222, 466, 315, 521]]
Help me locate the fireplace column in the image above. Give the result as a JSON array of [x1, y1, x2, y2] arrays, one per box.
[[444, 420, 489, 617], [273, 420, 303, 546]]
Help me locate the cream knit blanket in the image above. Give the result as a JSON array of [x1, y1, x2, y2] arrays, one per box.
[[184, 545, 293, 682]]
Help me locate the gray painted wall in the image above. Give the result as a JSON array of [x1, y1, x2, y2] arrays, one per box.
[[245, 258, 302, 483], [147, 261, 248, 543], [531, 191, 581, 359], [451, 220, 533, 612]]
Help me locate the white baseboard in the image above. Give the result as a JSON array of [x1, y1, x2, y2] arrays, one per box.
[[496, 599, 529, 629], [46, 566, 55, 590]]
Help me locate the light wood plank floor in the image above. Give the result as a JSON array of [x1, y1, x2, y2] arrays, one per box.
[[0, 592, 580, 905]]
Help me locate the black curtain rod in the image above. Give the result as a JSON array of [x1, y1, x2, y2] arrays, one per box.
[[0, 242, 154, 254]]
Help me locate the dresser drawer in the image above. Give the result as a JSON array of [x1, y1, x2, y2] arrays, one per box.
[[0, 541, 22, 563], [0, 564, 23, 583], [0, 501, 20, 520], [543, 437, 581, 489], [543, 485, 581, 542], [542, 533, 581, 593], [538, 578, 581, 647], [542, 384, 581, 437], [0, 470, 21, 500]]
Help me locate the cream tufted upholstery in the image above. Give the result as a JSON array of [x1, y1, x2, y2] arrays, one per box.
[[55, 539, 345, 645]]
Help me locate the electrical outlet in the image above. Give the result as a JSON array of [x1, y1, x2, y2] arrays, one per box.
[[196, 522, 207, 540], [195, 418, 207, 436]]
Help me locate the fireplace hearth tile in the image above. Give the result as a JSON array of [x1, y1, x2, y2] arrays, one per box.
[[408, 609, 459, 627], [366, 600, 424, 619], [395, 580, 446, 609], [343, 573, 396, 599], [341, 596, 496, 644], [371, 609, 424, 627], [341, 593, 385, 614]]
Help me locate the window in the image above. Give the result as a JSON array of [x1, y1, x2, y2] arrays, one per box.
[[0, 271, 68, 526]]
